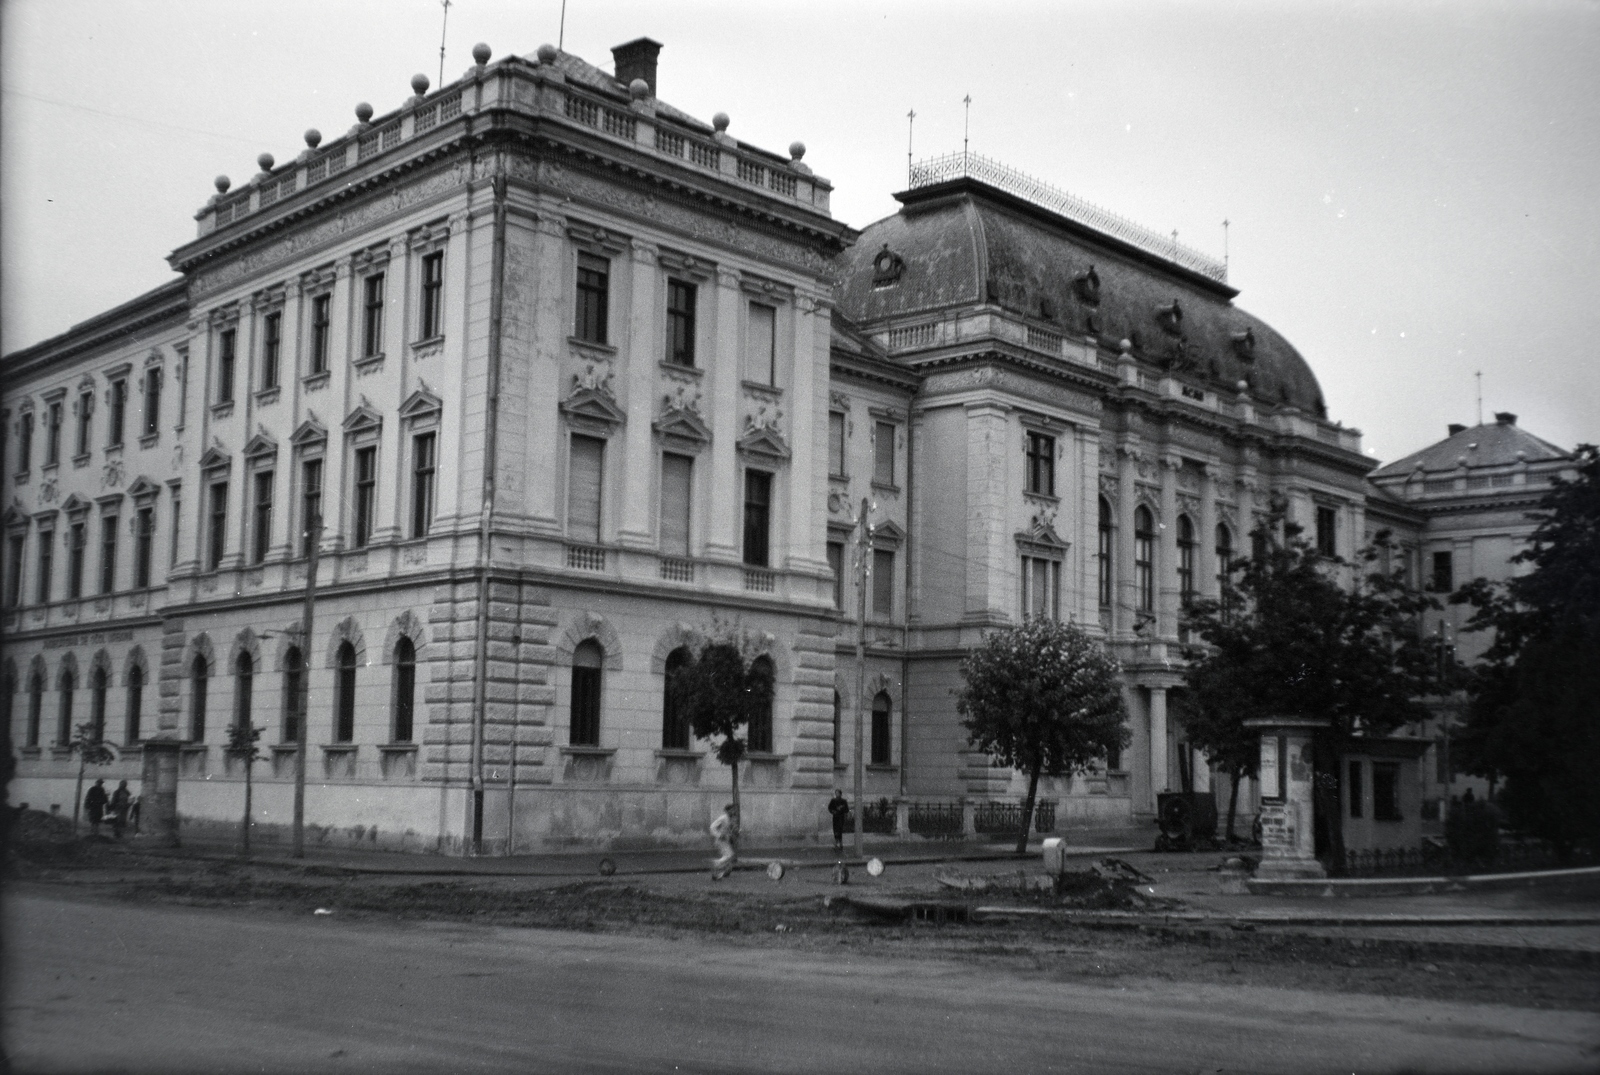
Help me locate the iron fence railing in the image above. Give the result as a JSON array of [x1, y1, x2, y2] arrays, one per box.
[[909, 801, 963, 838], [861, 798, 895, 835]]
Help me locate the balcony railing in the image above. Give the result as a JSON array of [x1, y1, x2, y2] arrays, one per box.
[[743, 567, 776, 593], [659, 557, 694, 583], [566, 544, 607, 571], [910, 151, 1228, 284]]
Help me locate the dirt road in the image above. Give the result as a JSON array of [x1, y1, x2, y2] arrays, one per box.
[[9, 890, 1598, 1074]]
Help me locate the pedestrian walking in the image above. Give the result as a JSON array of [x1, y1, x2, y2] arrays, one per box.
[[109, 780, 132, 839], [710, 803, 737, 880], [84, 779, 109, 835], [827, 789, 850, 853]]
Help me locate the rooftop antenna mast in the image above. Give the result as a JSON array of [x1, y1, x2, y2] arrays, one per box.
[[1222, 218, 1230, 275], [962, 95, 972, 164], [907, 108, 916, 185], [437, 0, 451, 88], [559, 0, 568, 50], [1476, 370, 1483, 426]]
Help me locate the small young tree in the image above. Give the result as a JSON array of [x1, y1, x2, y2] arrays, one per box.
[[1181, 522, 1440, 865], [956, 619, 1128, 854], [666, 631, 776, 835], [1453, 444, 1600, 857], [69, 722, 118, 833], [227, 720, 266, 856]]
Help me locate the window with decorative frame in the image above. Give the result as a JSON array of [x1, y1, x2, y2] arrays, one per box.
[[75, 388, 94, 457], [98, 508, 118, 594], [309, 294, 332, 374], [828, 412, 846, 477], [569, 639, 603, 747], [45, 399, 62, 466], [419, 252, 444, 341], [745, 303, 776, 385], [575, 254, 609, 344], [567, 435, 605, 545], [108, 377, 127, 444], [142, 365, 162, 437], [67, 520, 87, 599], [1097, 497, 1114, 608], [261, 312, 282, 389], [206, 479, 228, 570], [1177, 515, 1197, 608], [217, 329, 236, 404], [665, 279, 695, 366], [1134, 505, 1155, 613], [362, 273, 386, 358], [871, 691, 892, 766], [1026, 431, 1055, 496]]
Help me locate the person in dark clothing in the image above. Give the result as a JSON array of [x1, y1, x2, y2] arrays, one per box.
[[827, 789, 851, 853], [109, 780, 132, 839], [84, 779, 109, 834]]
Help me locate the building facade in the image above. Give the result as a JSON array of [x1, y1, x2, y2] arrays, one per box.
[[2, 38, 1573, 852]]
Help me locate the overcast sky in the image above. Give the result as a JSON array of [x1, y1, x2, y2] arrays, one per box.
[[3, 0, 1597, 464]]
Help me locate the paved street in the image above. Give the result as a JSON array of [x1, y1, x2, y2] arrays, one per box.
[[8, 891, 1598, 1074]]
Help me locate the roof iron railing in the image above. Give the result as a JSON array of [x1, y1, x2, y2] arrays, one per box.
[[909, 151, 1228, 284]]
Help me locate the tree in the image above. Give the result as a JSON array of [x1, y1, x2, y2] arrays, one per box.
[[1171, 687, 1258, 844], [955, 618, 1128, 854], [665, 630, 776, 835], [1453, 444, 1600, 857], [1180, 521, 1439, 865], [69, 722, 117, 833], [227, 720, 266, 857]]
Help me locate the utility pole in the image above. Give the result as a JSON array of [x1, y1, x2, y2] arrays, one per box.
[[906, 108, 916, 186], [292, 511, 322, 859], [437, 0, 452, 90], [852, 497, 874, 857]]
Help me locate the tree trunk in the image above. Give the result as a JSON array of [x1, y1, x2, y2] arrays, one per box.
[[241, 759, 253, 857], [1224, 766, 1242, 843], [1312, 734, 1345, 871], [1017, 761, 1041, 855], [73, 756, 86, 834], [730, 754, 741, 853]]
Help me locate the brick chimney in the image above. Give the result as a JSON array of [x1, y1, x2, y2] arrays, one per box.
[[1494, 411, 1517, 426], [1448, 423, 1467, 436], [612, 37, 662, 96]]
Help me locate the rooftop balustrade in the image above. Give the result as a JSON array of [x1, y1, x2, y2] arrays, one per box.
[[195, 57, 830, 240]]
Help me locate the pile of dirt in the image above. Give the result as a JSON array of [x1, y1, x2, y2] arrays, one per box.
[[7, 808, 103, 866], [937, 866, 1175, 911]]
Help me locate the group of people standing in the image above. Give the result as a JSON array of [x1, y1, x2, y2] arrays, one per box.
[[82, 779, 136, 838]]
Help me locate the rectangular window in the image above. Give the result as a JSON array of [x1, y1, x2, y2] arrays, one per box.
[[353, 447, 377, 548], [217, 331, 236, 404], [1026, 431, 1055, 496], [1316, 505, 1337, 557], [1372, 762, 1402, 821], [362, 273, 385, 357], [659, 452, 693, 558], [1020, 556, 1061, 621], [7, 533, 25, 607], [17, 412, 34, 471], [76, 390, 93, 456], [99, 514, 117, 594], [567, 435, 605, 544], [252, 471, 274, 564], [207, 481, 228, 569], [36, 528, 53, 604], [1431, 550, 1453, 594], [419, 252, 444, 340], [309, 295, 331, 374], [411, 433, 436, 539], [134, 507, 154, 588], [170, 494, 182, 567], [873, 421, 895, 485], [109, 379, 127, 444], [872, 548, 895, 618], [745, 303, 776, 385], [871, 698, 892, 766], [827, 540, 844, 610], [301, 459, 323, 557], [570, 666, 601, 747], [46, 401, 62, 465], [143, 367, 161, 436], [1348, 760, 1364, 819], [666, 279, 696, 366], [67, 523, 86, 599], [262, 313, 282, 389], [1098, 501, 1113, 608], [742, 469, 772, 567], [575, 254, 609, 344], [828, 412, 846, 477]]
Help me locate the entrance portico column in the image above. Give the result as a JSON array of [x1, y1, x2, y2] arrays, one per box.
[[1148, 686, 1169, 813]]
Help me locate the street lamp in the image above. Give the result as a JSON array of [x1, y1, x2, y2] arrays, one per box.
[[850, 497, 877, 858]]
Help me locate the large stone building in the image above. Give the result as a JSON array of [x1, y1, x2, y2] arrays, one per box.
[[2, 38, 1573, 851]]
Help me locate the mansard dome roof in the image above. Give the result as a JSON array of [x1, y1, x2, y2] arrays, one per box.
[[833, 177, 1327, 415]]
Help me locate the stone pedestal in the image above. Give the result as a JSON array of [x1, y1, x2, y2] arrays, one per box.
[[139, 738, 182, 848], [1245, 716, 1327, 880]]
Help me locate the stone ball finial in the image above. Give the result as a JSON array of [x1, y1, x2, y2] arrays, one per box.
[[629, 77, 649, 99], [214, 175, 231, 194], [257, 152, 275, 172], [536, 43, 559, 63], [1119, 338, 1133, 354], [473, 42, 492, 65], [1236, 379, 1249, 393], [712, 112, 730, 132], [304, 128, 322, 148], [411, 73, 430, 96], [355, 102, 374, 124], [789, 141, 806, 160]]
